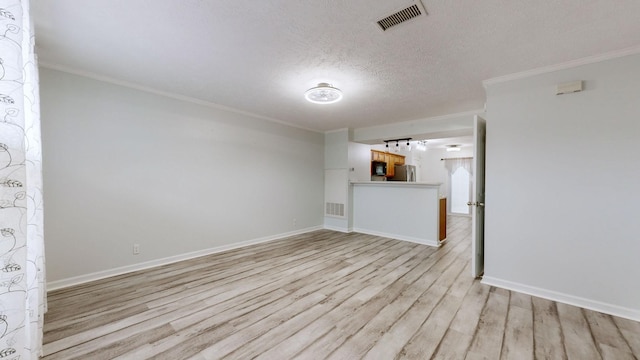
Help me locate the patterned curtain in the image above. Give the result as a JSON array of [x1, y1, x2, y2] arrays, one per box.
[[0, 0, 46, 359]]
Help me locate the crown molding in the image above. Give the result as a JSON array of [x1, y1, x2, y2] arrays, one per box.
[[324, 127, 350, 134], [483, 45, 640, 87], [412, 109, 486, 123], [38, 61, 323, 134]]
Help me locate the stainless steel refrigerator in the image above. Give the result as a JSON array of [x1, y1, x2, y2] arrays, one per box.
[[392, 164, 416, 181]]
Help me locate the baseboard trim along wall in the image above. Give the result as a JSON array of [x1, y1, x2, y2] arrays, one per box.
[[47, 226, 323, 292], [322, 224, 441, 247], [322, 225, 352, 233], [482, 276, 640, 322], [351, 228, 441, 247]]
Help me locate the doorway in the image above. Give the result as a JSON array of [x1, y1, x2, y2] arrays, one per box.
[[450, 166, 471, 215]]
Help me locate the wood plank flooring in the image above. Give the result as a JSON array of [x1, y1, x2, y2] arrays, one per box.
[[43, 216, 640, 359]]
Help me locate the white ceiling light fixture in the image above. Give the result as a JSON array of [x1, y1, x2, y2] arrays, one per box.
[[446, 145, 461, 152], [304, 83, 343, 104]]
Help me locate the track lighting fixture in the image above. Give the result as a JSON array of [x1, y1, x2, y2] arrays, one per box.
[[383, 138, 413, 152]]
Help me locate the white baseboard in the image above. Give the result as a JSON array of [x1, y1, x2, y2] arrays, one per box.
[[323, 225, 352, 233], [351, 228, 441, 247], [482, 276, 640, 322], [47, 226, 323, 292]]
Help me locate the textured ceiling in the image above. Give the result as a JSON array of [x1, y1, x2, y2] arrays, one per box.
[[32, 0, 640, 132]]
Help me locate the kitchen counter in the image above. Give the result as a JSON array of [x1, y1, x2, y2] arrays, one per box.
[[350, 181, 441, 187], [351, 181, 445, 246]]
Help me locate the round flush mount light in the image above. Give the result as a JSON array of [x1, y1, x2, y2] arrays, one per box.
[[304, 83, 343, 104]]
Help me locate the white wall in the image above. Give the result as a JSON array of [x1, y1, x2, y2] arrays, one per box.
[[352, 183, 440, 246], [484, 53, 640, 320], [41, 68, 325, 284], [324, 129, 349, 169], [324, 130, 376, 231], [348, 140, 370, 182], [324, 129, 349, 231]]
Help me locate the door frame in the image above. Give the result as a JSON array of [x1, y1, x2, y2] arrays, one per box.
[[471, 115, 486, 278]]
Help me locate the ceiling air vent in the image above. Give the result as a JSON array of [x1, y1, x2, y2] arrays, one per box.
[[376, 2, 427, 31]]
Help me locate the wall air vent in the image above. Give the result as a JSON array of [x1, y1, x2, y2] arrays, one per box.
[[556, 80, 583, 95], [325, 202, 345, 218], [376, 2, 427, 31]]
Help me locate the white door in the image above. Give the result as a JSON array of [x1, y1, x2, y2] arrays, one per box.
[[470, 115, 486, 278]]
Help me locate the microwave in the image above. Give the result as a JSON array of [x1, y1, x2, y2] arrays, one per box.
[[371, 161, 387, 176]]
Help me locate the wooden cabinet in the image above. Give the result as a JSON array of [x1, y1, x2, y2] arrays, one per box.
[[439, 198, 447, 241], [387, 155, 396, 177], [371, 150, 405, 178], [392, 153, 405, 166]]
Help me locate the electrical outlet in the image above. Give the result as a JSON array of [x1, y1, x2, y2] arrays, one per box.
[[133, 244, 140, 255]]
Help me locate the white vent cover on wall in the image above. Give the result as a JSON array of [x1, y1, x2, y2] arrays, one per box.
[[556, 80, 584, 95], [376, 1, 427, 31], [325, 202, 345, 218]]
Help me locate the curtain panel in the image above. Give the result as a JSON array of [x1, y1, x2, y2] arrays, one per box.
[[0, 0, 46, 359], [443, 157, 473, 176]]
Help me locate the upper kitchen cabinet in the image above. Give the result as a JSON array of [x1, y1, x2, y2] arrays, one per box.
[[371, 150, 405, 177], [371, 151, 384, 162]]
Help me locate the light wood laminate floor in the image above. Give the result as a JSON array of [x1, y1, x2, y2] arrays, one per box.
[[44, 216, 640, 359]]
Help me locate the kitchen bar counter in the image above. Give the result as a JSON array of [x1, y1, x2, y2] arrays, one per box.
[[351, 181, 445, 246], [350, 181, 441, 187]]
